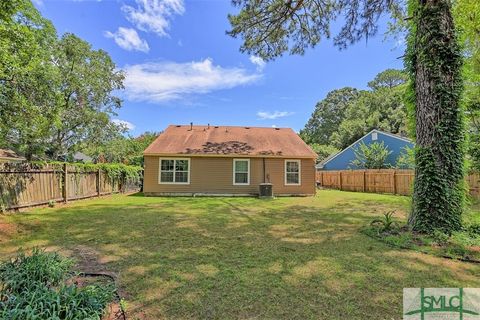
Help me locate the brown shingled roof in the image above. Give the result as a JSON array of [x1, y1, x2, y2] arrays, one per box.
[[144, 125, 317, 158], [0, 149, 25, 161]]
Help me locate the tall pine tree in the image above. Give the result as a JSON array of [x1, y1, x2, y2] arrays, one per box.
[[228, 0, 465, 233]]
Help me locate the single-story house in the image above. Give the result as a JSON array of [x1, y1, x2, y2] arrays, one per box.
[[317, 129, 414, 170], [73, 152, 93, 163], [143, 124, 318, 196], [0, 149, 26, 163], [57, 152, 93, 163]]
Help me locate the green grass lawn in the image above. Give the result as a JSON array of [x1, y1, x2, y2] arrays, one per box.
[[1, 190, 479, 319]]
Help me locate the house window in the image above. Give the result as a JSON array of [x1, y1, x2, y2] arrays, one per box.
[[159, 158, 190, 184], [285, 160, 301, 185], [233, 159, 250, 185]]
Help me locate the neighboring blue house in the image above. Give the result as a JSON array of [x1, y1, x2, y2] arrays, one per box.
[[317, 129, 414, 170]]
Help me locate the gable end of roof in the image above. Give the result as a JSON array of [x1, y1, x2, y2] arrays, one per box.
[[316, 129, 413, 168]]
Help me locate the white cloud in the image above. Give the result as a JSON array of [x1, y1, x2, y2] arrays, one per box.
[[112, 119, 136, 130], [123, 58, 262, 103], [249, 55, 266, 71], [104, 27, 149, 53], [122, 0, 185, 37], [257, 110, 294, 120]]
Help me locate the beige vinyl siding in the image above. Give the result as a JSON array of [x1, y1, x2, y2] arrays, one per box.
[[144, 156, 316, 196]]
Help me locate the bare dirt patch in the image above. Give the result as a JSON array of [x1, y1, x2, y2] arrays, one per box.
[[69, 245, 126, 320], [72, 245, 112, 273], [0, 222, 17, 242]]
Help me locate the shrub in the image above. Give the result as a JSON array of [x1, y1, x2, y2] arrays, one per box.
[[396, 146, 415, 169], [0, 248, 114, 319], [350, 141, 392, 169]]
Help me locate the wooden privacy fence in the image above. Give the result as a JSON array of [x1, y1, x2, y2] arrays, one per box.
[[0, 164, 142, 211], [317, 169, 480, 199]]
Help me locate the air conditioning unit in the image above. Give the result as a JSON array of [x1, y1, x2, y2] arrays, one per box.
[[259, 183, 273, 198]]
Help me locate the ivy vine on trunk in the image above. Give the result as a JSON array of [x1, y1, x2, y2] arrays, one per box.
[[406, 0, 465, 233]]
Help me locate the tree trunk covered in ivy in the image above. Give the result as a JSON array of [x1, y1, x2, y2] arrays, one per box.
[[406, 0, 465, 233]]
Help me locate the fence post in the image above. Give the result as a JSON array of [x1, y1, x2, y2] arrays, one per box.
[[392, 170, 397, 195], [362, 171, 366, 192], [63, 163, 68, 203], [320, 171, 323, 187], [339, 171, 343, 190], [97, 169, 101, 197]]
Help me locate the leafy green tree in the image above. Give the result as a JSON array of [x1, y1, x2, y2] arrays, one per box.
[[83, 131, 159, 166], [0, 0, 59, 158], [350, 141, 392, 169], [453, 0, 480, 171], [302, 70, 408, 149], [228, 0, 465, 233], [300, 88, 359, 145], [47, 33, 125, 158], [367, 68, 408, 90], [308, 143, 339, 163], [0, 3, 125, 161]]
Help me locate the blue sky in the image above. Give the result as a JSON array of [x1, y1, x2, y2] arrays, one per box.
[[34, 0, 404, 136]]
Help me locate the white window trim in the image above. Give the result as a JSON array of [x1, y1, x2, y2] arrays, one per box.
[[233, 158, 250, 185], [158, 158, 191, 185], [285, 159, 301, 186]]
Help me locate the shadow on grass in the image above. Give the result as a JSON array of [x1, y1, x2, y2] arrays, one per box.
[[127, 192, 145, 197], [1, 191, 479, 319]]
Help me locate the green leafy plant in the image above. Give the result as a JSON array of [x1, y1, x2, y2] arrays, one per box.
[[32, 161, 143, 186], [466, 223, 480, 237], [0, 248, 74, 292], [120, 298, 128, 313], [396, 146, 415, 169], [432, 230, 450, 246], [0, 248, 114, 319], [370, 211, 400, 234], [48, 200, 55, 208]]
